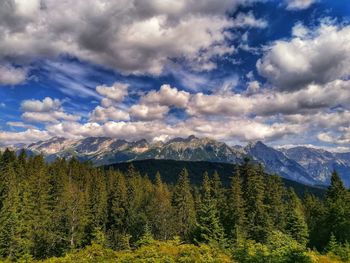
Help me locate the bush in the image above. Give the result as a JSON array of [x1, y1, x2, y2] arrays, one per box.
[[233, 231, 312, 263]]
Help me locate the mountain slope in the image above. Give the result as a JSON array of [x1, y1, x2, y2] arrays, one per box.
[[8, 135, 350, 186], [246, 141, 317, 185], [105, 159, 326, 198], [282, 147, 350, 187]]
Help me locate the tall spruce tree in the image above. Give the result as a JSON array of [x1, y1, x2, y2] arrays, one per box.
[[265, 174, 286, 231], [324, 171, 350, 245], [147, 172, 174, 240], [226, 168, 246, 243], [285, 189, 309, 246], [195, 172, 225, 247], [172, 168, 196, 240], [244, 164, 271, 243]]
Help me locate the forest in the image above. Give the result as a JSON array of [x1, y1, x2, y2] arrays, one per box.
[[0, 148, 350, 262]]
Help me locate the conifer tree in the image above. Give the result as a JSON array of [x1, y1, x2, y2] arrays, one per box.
[[244, 164, 270, 242], [226, 168, 246, 242], [195, 172, 226, 247], [285, 189, 309, 246], [147, 172, 174, 240], [172, 168, 196, 240], [324, 171, 350, 244], [106, 171, 128, 249], [265, 174, 286, 231]]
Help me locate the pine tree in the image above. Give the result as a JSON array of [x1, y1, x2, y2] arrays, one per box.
[[106, 171, 128, 249], [285, 189, 309, 246], [194, 172, 226, 247], [147, 172, 174, 240], [304, 193, 326, 249], [324, 171, 350, 245], [84, 169, 108, 245], [0, 164, 24, 259], [243, 164, 271, 243], [172, 168, 196, 240], [265, 174, 286, 231], [226, 168, 246, 243]]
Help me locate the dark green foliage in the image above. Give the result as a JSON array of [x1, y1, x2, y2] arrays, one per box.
[[172, 168, 196, 240], [0, 149, 349, 262], [107, 159, 326, 197], [324, 171, 350, 245], [226, 167, 246, 242], [285, 190, 309, 246], [194, 172, 226, 247]]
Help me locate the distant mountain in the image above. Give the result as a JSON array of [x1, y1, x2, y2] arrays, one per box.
[[282, 147, 350, 187], [20, 135, 246, 165], [6, 135, 350, 187], [245, 141, 316, 185]]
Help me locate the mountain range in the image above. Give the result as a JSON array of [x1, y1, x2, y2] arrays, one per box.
[[4, 135, 350, 187]]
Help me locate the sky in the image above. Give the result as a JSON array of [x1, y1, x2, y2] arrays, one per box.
[[1, 0, 350, 150]]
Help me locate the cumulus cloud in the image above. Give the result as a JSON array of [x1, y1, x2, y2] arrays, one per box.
[[89, 106, 130, 122], [285, 0, 317, 10], [20, 97, 80, 123], [130, 104, 169, 120], [257, 22, 350, 91], [187, 92, 252, 116], [0, 0, 263, 75], [0, 129, 50, 146], [40, 115, 302, 145], [21, 97, 61, 112], [22, 111, 80, 123], [96, 83, 129, 102], [0, 65, 27, 85], [317, 131, 350, 145], [141, 84, 190, 108]]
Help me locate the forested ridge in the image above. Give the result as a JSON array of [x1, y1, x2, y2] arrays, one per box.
[[0, 149, 350, 262]]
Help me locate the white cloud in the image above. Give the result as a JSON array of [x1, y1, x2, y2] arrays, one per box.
[[6, 121, 36, 129], [246, 80, 260, 94], [20, 97, 80, 123], [231, 12, 267, 28], [21, 97, 61, 112], [187, 92, 252, 116], [0, 129, 50, 146], [96, 83, 129, 102], [141, 84, 190, 107], [89, 106, 130, 122], [0, 65, 27, 85], [285, 0, 316, 10], [130, 104, 169, 120], [22, 111, 80, 123], [257, 22, 350, 91], [317, 131, 350, 145], [0, 0, 262, 75]]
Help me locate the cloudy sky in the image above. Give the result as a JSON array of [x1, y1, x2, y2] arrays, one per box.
[[0, 0, 350, 150]]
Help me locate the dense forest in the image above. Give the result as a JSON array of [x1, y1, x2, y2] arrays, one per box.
[[0, 149, 350, 262]]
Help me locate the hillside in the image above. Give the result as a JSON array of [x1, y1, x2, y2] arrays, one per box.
[[8, 135, 350, 187], [105, 159, 326, 198]]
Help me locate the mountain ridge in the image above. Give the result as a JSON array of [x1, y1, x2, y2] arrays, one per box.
[[3, 135, 350, 187]]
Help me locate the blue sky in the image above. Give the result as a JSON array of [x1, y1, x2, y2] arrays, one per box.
[[1, 0, 350, 150]]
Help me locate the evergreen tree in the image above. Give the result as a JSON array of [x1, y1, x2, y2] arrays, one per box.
[[285, 189, 309, 246], [324, 171, 350, 245], [106, 171, 128, 249], [243, 164, 271, 242], [172, 168, 196, 240], [265, 174, 286, 231], [147, 172, 174, 240], [226, 168, 246, 242], [194, 172, 226, 247]]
